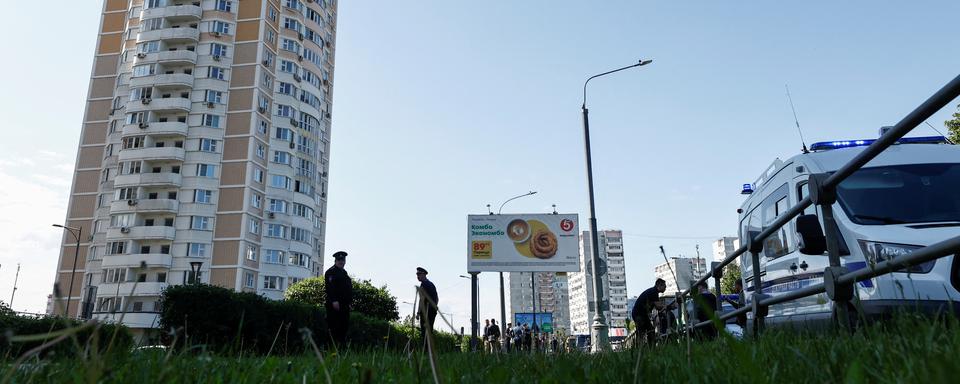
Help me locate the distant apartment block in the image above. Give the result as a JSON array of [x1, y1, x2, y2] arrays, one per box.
[[568, 230, 628, 335]]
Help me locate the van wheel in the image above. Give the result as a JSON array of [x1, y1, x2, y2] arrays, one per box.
[[831, 303, 862, 331]]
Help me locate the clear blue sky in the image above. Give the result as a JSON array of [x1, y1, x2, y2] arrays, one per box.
[[1, 1, 958, 332]]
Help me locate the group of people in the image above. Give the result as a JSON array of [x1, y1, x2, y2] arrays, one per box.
[[630, 277, 747, 346], [481, 319, 563, 353], [322, 251, 441, 347]]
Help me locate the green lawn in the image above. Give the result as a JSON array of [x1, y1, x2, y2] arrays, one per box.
[[3, 315, 958, 383]]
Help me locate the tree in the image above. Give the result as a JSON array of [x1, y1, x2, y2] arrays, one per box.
[[947, 104, 960, 144], [719, 262, 742, 294], [285, 277, 400, 322]]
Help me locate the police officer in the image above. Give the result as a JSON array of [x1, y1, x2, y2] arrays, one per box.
[[325, 251, 352, 346], [416, 267, 438, 340]]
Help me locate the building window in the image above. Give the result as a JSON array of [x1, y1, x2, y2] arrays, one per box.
[[187, 243, 208, 257], [277, 82, 295, 96], [249, 218, 260, 234], [274, 127, 293, 141], [106, 241, 127, 255], [205, 90, 223, 104], [196, 164, 217, 177], [211, 21, 232, 35], [263, 276, 284, 290], [191, 216, 211, 230], [272, 151, 291, 165], [275, 104, 296, 118], [194, 189, 213, 203], [208, 67, 227, 80], [132, 64, 156, 77], [252, 193, 262, 208], [268, 7, 278, 22], [254, 168, 264, 183], [200, 138, 220, 152], [268, 199, 288, 213], [270, 175, 291, 190], [279, 60, 298, 74], [281, 39, 300, 53], [258, 120, 268, 135], [246, 244, 258, 261], [215, 0, 233, 12], [256, 144, 266, 159], [203, 114, 221, 128], [211, 43, 229, 57], [266, 224, 287, 238], [244, 272, 255, 288], [262, 49, 275, 67], [264, 249, 284, 264]]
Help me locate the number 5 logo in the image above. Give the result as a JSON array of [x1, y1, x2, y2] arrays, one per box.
[[560, 219, 574, 232]]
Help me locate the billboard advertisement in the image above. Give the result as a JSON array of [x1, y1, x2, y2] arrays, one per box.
[[467, 214, 580, 272], [514, 313, 553, 333]]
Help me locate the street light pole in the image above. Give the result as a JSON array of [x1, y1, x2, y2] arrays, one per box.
[[495, 190, 537, 343], [52, 224, 82, 319], [581, 58, 652, 352]]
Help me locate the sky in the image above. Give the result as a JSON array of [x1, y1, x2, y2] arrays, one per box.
[[0, 1, 958, 333]]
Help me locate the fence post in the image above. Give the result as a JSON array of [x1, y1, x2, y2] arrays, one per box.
[[712, 261, 723, 310], [808, 173, 854, 330], [748, 234, 768, 336]]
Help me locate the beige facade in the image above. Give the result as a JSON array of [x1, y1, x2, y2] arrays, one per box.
[[51, 0, 337, 333]]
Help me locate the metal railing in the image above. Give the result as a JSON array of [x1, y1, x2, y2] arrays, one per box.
[[670, 73, 960, 335]]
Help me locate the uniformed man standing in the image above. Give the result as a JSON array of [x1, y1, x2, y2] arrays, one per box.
[[325, 251, 352, 346], [416, 267, 438, 339]]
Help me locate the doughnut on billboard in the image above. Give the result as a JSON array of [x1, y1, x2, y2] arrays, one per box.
[[467, 214, 581, 272]]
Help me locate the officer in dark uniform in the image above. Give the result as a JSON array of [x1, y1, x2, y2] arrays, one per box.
[[416, 267, 438, 339], [325, 251, 352, 346]]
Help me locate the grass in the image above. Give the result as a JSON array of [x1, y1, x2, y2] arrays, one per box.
[[2, 314, 959, 383]]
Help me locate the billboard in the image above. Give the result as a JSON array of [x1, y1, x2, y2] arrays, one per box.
[[514, 313, 553, 333], [467, 214, 580, 272]]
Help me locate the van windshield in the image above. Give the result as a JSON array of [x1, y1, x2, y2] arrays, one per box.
[[836, 163, 960, 225]]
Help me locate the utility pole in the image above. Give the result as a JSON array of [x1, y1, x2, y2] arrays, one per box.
[[10, 263, 21, 307]]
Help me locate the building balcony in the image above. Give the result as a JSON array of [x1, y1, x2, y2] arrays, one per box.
[[129, 73, 194, 89], [122, 121, 188, 137], [91, 311, 161, 329], [105, 225, 177, 241], [142, 4, 202, 21], [117, 147, 185, 162], [136, 49, 198, 65], [96, 282, 169, 298], [139, 27, 200, 43], [127, 97, 191, 113], [109, 198, 179, 213], [101, 253, 174, 269]]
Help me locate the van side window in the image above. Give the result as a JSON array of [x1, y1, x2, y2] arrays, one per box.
[[761, 184, 791, 259], [797, 182, 814, 215], [740, 205, 762, 274]]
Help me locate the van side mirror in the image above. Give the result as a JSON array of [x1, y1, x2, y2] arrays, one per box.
[[796, 214, 827, 255]]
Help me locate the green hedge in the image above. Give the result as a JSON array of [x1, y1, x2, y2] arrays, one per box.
[[0, 308, 132, 358], [159, 284, 458, 354]]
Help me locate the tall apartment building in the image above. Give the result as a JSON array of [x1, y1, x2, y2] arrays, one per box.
[[653, 257, 707, 297], [712, 237, 740, 262], [568, 230, 628, 335], [507, 272, 571, 335], [51, 0, 338, 335]]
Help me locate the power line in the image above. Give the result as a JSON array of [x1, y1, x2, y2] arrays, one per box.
[[621, 233, 718, 240]]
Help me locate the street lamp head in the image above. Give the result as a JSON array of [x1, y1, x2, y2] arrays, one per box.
[[52, 224, 64, 228], [638, 59, 653, 66]]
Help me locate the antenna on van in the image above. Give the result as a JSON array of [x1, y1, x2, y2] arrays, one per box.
[[785, 84, 809, 153], [924, 121, 955, 145]]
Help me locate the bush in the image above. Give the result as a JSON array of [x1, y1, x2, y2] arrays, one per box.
[[285, 277, 400, 322], [0, 311, 132, 358], [160, 284, 455, 355]]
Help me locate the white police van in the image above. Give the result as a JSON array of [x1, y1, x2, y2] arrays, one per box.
[[737, 135, 960, 328]]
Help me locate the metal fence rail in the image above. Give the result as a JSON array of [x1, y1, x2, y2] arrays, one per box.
[[673, 73, 960, 335]]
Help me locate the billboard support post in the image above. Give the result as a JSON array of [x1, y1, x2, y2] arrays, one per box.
[[470, 272, 479, 352], [499, 272, 506, 348]]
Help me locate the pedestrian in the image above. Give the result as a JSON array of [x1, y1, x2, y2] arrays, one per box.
[[415, 267, 438, 342], [481, 319, 490, 352], [504, 322, 513, 352], [694, 282, 719, 339], [512, 323, 523, 351], [724, 279, 747, 328], [522, 323, 532, 352], [324, 251, 352, 347], [487, 319, 501, 353], [631, 278, 666, 346]]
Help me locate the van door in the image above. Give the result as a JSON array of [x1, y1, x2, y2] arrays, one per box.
[[792, 179, 846, 322], [756, 183, 803, 324]]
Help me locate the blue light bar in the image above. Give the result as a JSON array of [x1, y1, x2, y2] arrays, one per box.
[[809, 136, 947, 152], [741, 184, 753, 195]]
